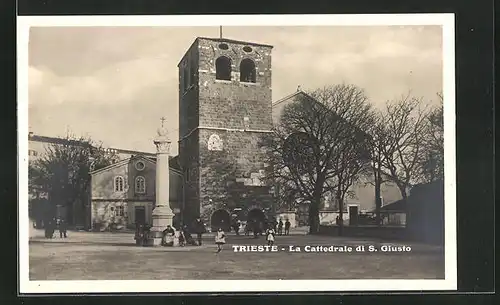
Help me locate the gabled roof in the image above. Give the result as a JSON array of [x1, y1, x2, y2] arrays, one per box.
[[272, 89, 370, 139], [90, 154, 183, 177], [90, 155, 155, 175], [28, 134, 92, 148], [28, 133, 156, 156], [272, 90, 313, 108], [379, 199, 406, 213]]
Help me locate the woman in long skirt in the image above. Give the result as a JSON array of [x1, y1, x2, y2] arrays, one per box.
[[215, 228, 226, 253]]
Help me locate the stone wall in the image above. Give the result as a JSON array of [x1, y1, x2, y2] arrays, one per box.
[[198, 128, 273, 223], [179, 129, 200, 223]]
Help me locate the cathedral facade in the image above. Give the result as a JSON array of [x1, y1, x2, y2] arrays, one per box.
[[178, 37, 275, 229]]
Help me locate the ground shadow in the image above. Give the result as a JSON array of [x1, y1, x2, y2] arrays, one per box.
[[29, 240, 209, 252]]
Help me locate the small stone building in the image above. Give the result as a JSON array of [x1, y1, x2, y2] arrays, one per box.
[[89, 155, 183, 231]]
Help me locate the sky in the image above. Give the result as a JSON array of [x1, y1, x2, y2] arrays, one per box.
[[28, 25, 443, 155]]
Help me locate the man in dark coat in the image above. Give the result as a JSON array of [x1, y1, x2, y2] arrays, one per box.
[[277, 219, 284, 235], [284, 219, 291, 235], [45, 218, 55, 239], [193, 218, 206, 246], [58, 218, 68, 238]]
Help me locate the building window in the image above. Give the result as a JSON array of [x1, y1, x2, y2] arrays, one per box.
[[243, 46, 253, 53], [218, 43, 229, 50], [240, 58, 256, 83], [207, 134, 223, 151], [115, 205, 125, 217], [135, 176, 146, 194], [28, 149, 38, 156], [135, 161, 145, 171], [215, 56, 232, 81], [114, 176, 124, 192]]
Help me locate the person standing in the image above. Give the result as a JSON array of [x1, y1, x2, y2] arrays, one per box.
[[178, 229, 186, 247], [266, 226, 276, 246], [215, 228, 226, 253], [58, 218, 68, 238], [277, 219, 284, 235], [194, 217, 206, 246], [284, 219, 291, 235], [252, 220, 260, 239], [232, 219, 240, 235], [46, 218, 55, 239]]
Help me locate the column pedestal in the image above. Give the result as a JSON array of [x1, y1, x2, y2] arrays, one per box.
[[145, 206, 175, 246]]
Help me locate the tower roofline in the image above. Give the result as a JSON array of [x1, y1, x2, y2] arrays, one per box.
[[196, 37, 274, 48], [177, 37, 274, 67], [177, 38, 200, 68]]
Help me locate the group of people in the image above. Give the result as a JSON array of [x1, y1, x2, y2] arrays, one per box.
[[43, 217, 68, 239], [161, 217, 207, 247], [244, 218, 291, 238], [136, 216, 292, 253], [275, 218, 292, 236]]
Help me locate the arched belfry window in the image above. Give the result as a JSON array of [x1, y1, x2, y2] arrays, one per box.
[[240, 58, 256, 83], [215, 56, 232, 81]]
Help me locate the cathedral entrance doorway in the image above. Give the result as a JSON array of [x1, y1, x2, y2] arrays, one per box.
[[211, 209, 231, 231], [246, 208, 266, 234]]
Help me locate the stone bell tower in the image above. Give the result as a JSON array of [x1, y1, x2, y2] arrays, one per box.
[[178, 36, 274, 226]]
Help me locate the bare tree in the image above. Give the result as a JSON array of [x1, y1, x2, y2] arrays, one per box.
[[262, 84, 373, 234], [419, 92, 444, 183], [379, 93, 430, 201], [365, 111, 391, 226]]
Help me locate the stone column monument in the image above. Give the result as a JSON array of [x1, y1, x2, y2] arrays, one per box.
[[146, 117, 176, 246]]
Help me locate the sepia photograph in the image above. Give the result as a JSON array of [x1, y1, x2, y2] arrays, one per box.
[[18, 14, 456, 293]]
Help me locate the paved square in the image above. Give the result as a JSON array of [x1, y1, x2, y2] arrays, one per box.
[[29, 230, 444, 280]]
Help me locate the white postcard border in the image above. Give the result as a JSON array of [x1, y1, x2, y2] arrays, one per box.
[[18, 13, 456, 293]]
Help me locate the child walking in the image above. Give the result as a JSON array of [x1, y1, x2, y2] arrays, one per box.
[[215, 228, 226, 253], [266, 226, 276, 246]]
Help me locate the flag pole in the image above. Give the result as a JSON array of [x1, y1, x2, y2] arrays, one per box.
[[220, 26, 222, 39]]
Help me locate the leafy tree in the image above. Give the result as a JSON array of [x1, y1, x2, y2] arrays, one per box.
[[262, 84, 373, 234], [28, 134, 118, 227]]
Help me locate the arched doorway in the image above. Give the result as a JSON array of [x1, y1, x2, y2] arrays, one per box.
[[246, 208, 267, 235], [211, 209, 231, 231]]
